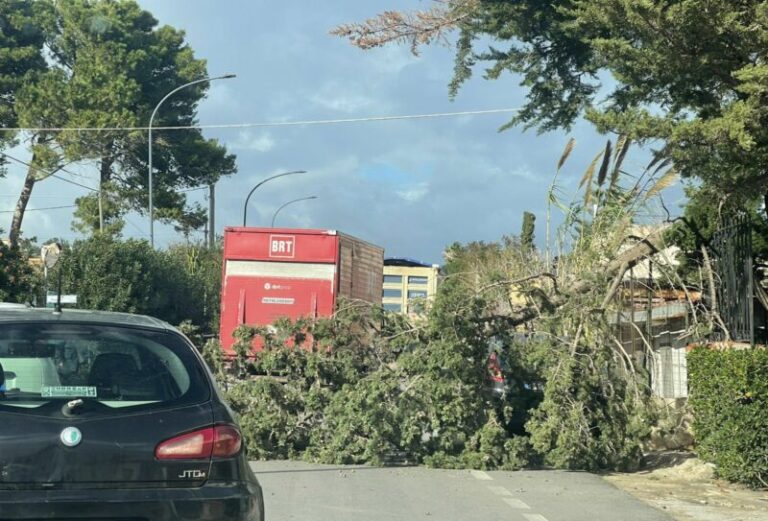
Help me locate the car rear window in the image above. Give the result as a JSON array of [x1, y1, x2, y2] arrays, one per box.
[[0, 323, 209, 413]]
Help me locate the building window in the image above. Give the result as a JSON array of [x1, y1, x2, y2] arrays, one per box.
[[408, 276, 429, 285], [408, 289, 428, 299], [384, 275, 403, 284], [382, 288, 402, 298], [383, 303, 402, 312]]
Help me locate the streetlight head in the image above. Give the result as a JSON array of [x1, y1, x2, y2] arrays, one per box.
[[222, 73, 237, 79]]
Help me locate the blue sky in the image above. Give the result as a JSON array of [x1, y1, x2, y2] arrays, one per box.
[[0, 0, 682, 264]]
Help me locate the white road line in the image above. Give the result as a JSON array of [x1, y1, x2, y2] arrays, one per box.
[[523, 514, 549, 521], [502, 497, 531, 510], [487, 485, 513, 496], [470, 470, 493, 481]]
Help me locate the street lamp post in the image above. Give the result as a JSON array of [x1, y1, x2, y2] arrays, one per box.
[[271, 196, 318, 228], [148, 73, 236, 247], [242, 170, 307, 226]]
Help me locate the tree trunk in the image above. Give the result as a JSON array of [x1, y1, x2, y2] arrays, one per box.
[[9, 160, 38, 246]]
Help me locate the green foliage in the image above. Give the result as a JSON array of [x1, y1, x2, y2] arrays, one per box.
[[0, 0, 51, 153], [58, 235, 221, 332], [424, 420, 533, 471], [0, 231, 40, 303], [666, 185, 768, 278], [688, 347, 768, 488], [520, 211, 536, 252], [526, 337, 649, 472], [219, 287, 539, 467], [71, 183, 125, 237]]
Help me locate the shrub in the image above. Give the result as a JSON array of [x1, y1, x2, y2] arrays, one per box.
[[688, 346, 768, 488], [0, 234, 39, 303]]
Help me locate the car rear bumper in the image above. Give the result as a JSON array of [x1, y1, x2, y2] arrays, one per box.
[[0, 481, 264, 521]]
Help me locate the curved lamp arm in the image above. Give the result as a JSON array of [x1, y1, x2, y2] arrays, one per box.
[[242, 170, 307, 226]]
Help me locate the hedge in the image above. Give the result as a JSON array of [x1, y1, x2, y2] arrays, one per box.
[[687, 346, 768, 488]]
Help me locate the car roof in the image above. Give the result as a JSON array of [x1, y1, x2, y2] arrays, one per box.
[[0, 305, 174, 332]]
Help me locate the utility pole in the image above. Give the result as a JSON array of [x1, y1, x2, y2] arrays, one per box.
[[208, 183, 215, 248], [98, 176, 103, 233], [98, 190, 104, 233]]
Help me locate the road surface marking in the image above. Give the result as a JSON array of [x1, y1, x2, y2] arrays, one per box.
[[523, 514, 549, 521], [502, 497, 531, 510], [470, 470, 493, 480], [487, 485, 513, 496]]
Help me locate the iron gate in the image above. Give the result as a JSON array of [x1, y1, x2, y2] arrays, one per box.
[[711, 215, 755, 344]]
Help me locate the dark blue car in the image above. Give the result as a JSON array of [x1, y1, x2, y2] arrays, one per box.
[[0, 306, 264, 521]]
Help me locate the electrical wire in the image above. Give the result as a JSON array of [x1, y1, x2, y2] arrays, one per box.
[[1, 153, 98, 192], [0, 108, 521, 133], [2, 153, 211, 196], [123, 216, 149, 237], [0, 204, 75, 213]]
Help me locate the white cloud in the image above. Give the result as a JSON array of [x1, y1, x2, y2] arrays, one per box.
[[397, 182, 430, 203], [231, 131, 276, 152], [311, 91, 378, 113], [200, 83, 239, 113], [309, 79, 394, 114]]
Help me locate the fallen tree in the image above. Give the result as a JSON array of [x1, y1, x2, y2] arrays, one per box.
[[212, 139, 696, 471]]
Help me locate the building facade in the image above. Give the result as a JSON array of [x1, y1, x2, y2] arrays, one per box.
[[382, 258, 440, 315]]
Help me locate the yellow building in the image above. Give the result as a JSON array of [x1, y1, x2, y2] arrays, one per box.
[[382, 258, 440, 315]]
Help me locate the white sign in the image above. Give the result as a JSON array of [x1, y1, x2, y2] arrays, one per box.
[[47, 294, 77, 304], [261, 297, 295, 305], [42, 386, 97, 398], [269, 234, 295, 258]]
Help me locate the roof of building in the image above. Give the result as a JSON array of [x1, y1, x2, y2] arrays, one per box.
[[0, 305, 173, 331], [384, 257, 437, 268]]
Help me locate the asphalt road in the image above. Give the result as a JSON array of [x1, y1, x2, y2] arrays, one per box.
[[251, 460, 673, 521]]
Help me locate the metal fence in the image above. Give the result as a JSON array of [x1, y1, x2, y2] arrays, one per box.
[[711, 215, 763, 344]]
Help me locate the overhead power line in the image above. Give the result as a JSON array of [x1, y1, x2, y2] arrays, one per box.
[[0, 108, 521, 133], [0, 204, 76, 213], [2, 153, 212, 196], [1, 153, 98, 192]]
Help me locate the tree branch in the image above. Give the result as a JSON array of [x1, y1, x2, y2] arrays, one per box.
[[331, 0, 479, 55]]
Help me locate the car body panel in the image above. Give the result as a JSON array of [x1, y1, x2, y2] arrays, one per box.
[[0, 403, 214, 488]]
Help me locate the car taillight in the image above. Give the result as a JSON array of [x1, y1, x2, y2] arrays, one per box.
[[212, 425, 242, 458], [155, 426, 242, 460]]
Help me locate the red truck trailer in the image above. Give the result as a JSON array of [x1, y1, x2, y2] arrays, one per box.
[[219, 227, 384, 355]]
